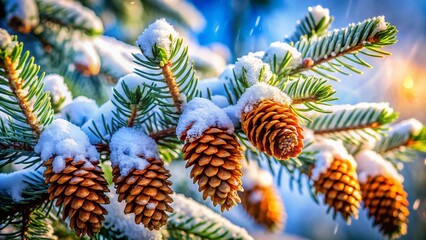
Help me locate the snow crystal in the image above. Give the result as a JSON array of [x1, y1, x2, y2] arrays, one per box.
[[104, 189, 163, 240], [307, 138, 356, 181], [176, 97, 234, 141], [34, 119, 99, 173], [375, 16, 387, 32], [81, 100, 117, 144], [43, 74, 72, 109], [308, 5, 330, 26], [263, 41, 302, 70], [60, 96, 98, 127], [110, 127, 159, 176], [170, 194, 253, 240], [136, 18, 179, 60], [0, 28, 12, 49], [234, 55, 273, 86], [390, 118, 423, 136], [236, 82, 292, 118], [242, 161, 273, 189], [0, 169, 36, 202], [355, 150, 402, 184]]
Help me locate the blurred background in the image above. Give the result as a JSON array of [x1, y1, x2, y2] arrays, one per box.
[[2, 0, 426, 239]]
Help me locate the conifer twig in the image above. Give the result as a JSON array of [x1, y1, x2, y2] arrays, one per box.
[[150, 127, 177, 141], [127, 105, 138, 127], [0, 57, 42, 138], [160, 62, 183, 114], [314, 122, 380, 135]]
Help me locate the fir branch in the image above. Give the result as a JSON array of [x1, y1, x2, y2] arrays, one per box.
[[283, 76, 337, 113], [307, 103, 398, 145], [285, 5, 334, 43], [35, 0, 104, 36], [1, 56, 42, 138], [290, 17, 397, 80], [160, 61, 183, 113], [150, 127, 176, 141]]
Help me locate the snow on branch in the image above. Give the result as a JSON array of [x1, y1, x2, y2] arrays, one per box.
[[136, 18, 179, 61], [34, 119, 99, 173], [291, 16, 396, 80], [42, 74, 72, 111], [60, 96, 98, 127], [176, 97, 234, 141], [263, 41, 302, 75], [306, 102, 397, 145], [5, 0, 39, 33], [36, 0, 104, 36], [234, 54, 273, 87], [110, 127, 159, 176], [354, 150, 402, 184], [168, 194, 253, 240], [82, 100, 117, 144]]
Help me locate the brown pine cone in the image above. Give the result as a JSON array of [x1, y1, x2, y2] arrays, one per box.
[[43, 157, 110, 237], [309, 157, 362, 222], [241, 99, 304, 160], [361, 175, 409, 239], [112, 157, 173, 230], [240, 185, 285, 232], [181, 127, 243, 211]]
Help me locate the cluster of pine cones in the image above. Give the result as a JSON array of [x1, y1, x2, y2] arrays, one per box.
[[42, 99, 409, 238]]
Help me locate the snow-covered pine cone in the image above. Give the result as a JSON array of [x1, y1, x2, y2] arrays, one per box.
[[181, 127, 243, 211], [361, 175, 409, 238], [240, 184, 285, 232], [241, 99, 304, 160], [309, 157, 362, 222], [112, 156, 174, 230], [43, 157, 110, 237]]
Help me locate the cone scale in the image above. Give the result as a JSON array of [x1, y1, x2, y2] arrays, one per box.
[[240, 184, 285, 232], [181, 127, 243, 211], [241, 99, 304, 160], [309, 157, 362, 222], [361, 175, 409, 239], [43, 157, 110, 237], [112, 156, 174, 230]]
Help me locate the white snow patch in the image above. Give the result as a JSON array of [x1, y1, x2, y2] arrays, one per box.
[[81, 100, 117, 144], [210, 95, 229, 108], [5, 0, 39, 31], [73, 40, 101, 75], [146, 202, 156, 210], [390, 118, 423, 136], [308, 5, 330, 25], [307, 138, 356, 181], [263, 41, 302, 70], [0, 169, 37, 202], [136, 18, 179, 60], [219, 64, 235, 81], [170, 194, 253, 240], [110, 127, 159, 176], [34, 119, 99, 173], [176, 97, 234, 141], [234, 55, 273, 86], [242, 161, 273, 189], [60, 96, 98, 127], [222, 105, 240, 127], [113, 73, 148, 97], [375, 16, 387, 32], [104, 189, 163, 240], [236, 82, 292, 118], [43, 74, 72, 109], [0, 29, 12, 49], [355, 150, 402, 183], [248, 51, 265, 59]]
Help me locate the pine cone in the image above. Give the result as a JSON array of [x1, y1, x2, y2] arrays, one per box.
[[240, 185, 285, 232], [361, 175, 409, 238], [112, 157, 173, 230], [309, 157, 362, 222], [43, 157, 110, 237], [181, 127, 243, 211], [241, 99, 304, 160]]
